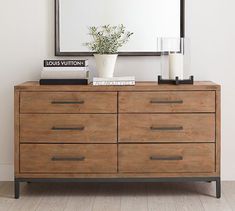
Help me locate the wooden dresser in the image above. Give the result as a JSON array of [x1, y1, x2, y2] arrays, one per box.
[[14, 81, 221, 198]]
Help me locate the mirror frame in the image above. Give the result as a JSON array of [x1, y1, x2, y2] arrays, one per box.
[[55, 0, 185, 56]]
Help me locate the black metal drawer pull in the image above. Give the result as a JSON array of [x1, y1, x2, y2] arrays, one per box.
[[51, 126, 85, 131], [51, 101, 84, 104], [51, 156, 85, 161], [150, 155, 183, 161], [150, 100, 183, 104], [150, 126, 183, 131]]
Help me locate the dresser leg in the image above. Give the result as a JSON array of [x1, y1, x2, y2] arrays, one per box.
[[216, 178, 221, 198], [14, 181, 20, 199]]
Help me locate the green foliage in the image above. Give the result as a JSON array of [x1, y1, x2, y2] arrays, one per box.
[[84, 25, 133, 54]]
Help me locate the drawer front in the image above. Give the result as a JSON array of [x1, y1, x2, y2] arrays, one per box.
[[20, 114, 117, 143], [119, 91, 215, 113], [119, 144, 215, 173], [20, 92, 117, 113], [20, 144, 117, 173], [119, 114, 215, 143]]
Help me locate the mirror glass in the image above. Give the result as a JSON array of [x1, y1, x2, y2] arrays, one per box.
[[57, 0, 181, 55]]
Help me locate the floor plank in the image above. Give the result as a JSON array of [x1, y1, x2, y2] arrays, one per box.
[[0, 182, 14, 211], [0, 181, 234, 211], [92, 183, 121, 211], [220, 182, 235, 211], [34, 183, 70, 211], [120, 183, 148, 211], [195, 182, 232, 211], [147, 183, 204, 211], [64, 183, 99, 211], [8, 183, 44, 211], [171, 183, 204, 211], [147, 183, 176, 211]]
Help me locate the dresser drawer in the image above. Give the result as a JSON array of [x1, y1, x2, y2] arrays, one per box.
[[119, 144, 215, 173], [20, 144, 117, 173], [20, 92, 117, 113], [20, 114, 117, 143], [119, 114, 215, 143], [119, 91, 215, 113]]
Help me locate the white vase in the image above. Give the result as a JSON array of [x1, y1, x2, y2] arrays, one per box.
[[94, 54, 118, 78]]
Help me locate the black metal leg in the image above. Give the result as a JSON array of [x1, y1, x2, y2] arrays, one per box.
[[216, 178, 221, 198], [14, 181, 20, 199]]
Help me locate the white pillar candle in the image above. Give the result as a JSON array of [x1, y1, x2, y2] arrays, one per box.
[[169, 53, 184, 80]]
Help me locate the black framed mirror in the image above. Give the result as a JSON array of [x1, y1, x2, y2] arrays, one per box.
[[55, 0, 185, 56]]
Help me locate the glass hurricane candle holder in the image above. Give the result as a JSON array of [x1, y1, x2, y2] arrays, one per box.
[[157, 37, 192, 84]]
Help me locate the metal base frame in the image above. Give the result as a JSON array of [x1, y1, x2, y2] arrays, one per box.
[[158, 75, 194, 85], [14, 177, 221, 199]]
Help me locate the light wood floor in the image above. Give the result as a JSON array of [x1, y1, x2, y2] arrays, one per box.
[[0, 181, 235, 211]]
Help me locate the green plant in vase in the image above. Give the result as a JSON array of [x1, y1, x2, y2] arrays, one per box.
[[85, 25, 133, 77]]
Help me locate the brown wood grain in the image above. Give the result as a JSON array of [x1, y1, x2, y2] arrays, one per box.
[[216, 90, 221, 174], [119, 144, 215, 173], [119, 91, 215, 113], [119, 114, 215, 143], [20, 144, 117, 173], [15, 81, 220, 92], [14, 81, 220, 181], [14, 90, 20, 174], [15, 172, 220, 179], [20, 92, 117, 113], [20, 114, 117, 143]]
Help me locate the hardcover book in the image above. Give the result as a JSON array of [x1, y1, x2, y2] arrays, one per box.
[[41, 70, 89, 79], [93, 76, 135, 86], [44, 60, 88, 67], [42, 67, 89, 71], [40, 79, 90, 85]]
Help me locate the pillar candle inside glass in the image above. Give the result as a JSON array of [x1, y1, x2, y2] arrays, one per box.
[[169, 53, 184, 79]]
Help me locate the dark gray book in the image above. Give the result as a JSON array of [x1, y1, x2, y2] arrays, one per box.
[[39, 79, 90, 85]]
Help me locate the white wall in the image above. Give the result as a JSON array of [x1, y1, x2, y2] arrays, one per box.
[[0, 0, 234, 181]]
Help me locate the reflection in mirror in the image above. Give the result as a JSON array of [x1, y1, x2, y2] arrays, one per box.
[[56, 0, 183, 56]]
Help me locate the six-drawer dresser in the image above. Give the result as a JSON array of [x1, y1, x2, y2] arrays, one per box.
[[14, 81, 221, 198]]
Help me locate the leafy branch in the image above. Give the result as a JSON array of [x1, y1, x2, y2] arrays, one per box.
[[84, 25, 133, 54]]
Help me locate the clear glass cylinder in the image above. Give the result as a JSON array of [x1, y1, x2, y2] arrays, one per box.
[[157, 37, 191, 80]]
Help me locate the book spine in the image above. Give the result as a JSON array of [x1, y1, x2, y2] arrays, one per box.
[[93, 77, 135, 82], [40, 79, 90, 85], [42, 67, 88, 71], [44, 60, 88, 67], [93, 81, 135, 86], [41, 70, 89, 79]]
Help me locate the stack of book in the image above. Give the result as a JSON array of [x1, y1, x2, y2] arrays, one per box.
[[93, 76, 135, 86], [40, 60, 90, 85]]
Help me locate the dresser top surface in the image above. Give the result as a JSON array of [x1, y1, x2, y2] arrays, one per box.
[[15, 81, 220, 91]]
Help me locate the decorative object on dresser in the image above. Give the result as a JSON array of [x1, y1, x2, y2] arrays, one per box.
[[40, 60, 90, 85], [157, 37, 193, 85], [14, 81, 221, 199], [93, 76, 135, 86], [85, 25, 133, 77], [55, 0, 184, 56]]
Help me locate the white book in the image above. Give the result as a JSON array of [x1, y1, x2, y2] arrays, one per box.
[[43, 67, 88, 71], [41, 70, 89, 79], [93, 76, 135, 82], [93, 76, 135, 86], [93, 81, 135, 86]]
